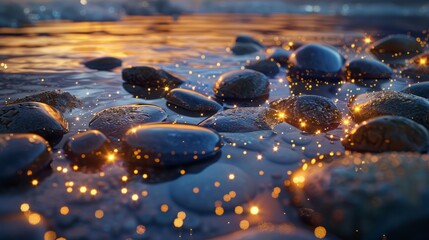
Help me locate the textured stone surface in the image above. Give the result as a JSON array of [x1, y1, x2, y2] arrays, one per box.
[[10, 90, 81, 113], [401, 82, 429, 99], [369, 34, 424, 62], [345, 58, 393, 80], [122, 66, 185, 88]]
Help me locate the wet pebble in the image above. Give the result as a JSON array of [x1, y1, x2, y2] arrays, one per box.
[[10, 90, 81, 113], [83, 57, 122, 71], [288, 44, 343, 80], [170, 163, 257, 213], [263, 146, 302, 165], [270, 95, 342, 133], [63, 130, 112, 169], [349, 90, 429, 130], [402, 66, 429, 81], [0, 134, 52, 185], [401, 82, 429, 99], [345, 58, 393, 80], [245, 59, 280, 77], [123, 123, 222, 167], [165, 88, 222, 113], [0, 102, 69, 146], [343, 116, 429, 153], [369, 34, 424, 63], [199, 107, 278, 132], [213, 69, 269, 100], [281, 133, 312, 146], [231, 43, 262, 55], [288, 152, 429, 240], [266, 47, 292, 67], [89, 104, 167, 141], [235, 34, 265, 48], [122, 66, 185, 88]]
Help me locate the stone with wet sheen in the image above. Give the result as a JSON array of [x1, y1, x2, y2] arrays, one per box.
[[266, 47, 292, 67], [83, 57, 122, 71], [289, 152, 429, 240], [270, 95, 342, 133], [343, 116, 429, 153], [369, 34, 424, 62], [199, 107, 278, 132], [345, 58, 393, 80], [165, 88, 222, 112], [349, 90, 429, 130], [0, 134, 52, 185], [213, 69, 269, 100], [0, 102, 69, 145], [235, 34, 265, 48], [10, 90, 81, 113], [288, 44, 344, 80], [402, 66, 429, 81], [63, 130, 111, 168], [245, 59, 280, 77], [231, 42, 262, 55], [401, 82, 429, 99], [123, 123, 222, 167], [89, 104, 167, 141], [122, 66, 185, 88]]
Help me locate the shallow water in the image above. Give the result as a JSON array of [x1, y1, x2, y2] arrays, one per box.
[[0, 15, 428, 239]]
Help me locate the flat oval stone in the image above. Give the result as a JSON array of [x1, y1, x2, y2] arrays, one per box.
[[401, 82, 429, 98], [214, 69, 269, 100], [231, 42, 262, 55], [199, 107, 278, 132], [123, 123, 222, 167], [288, 152, 429, 240], [245, 59, 280, 77], [270, 95, 342, 133], [63, 130, 111, 168], [0, 134, 52, 184], [170, 163, 256, 213], [10, 90, 81, 113], [288, 44, 344, 80], [165, 88, 222, 112], [345, 58, 393, 80], [235, 34, 265, 48], [370, 34, 424, 62], [89, 104, 167, 141], [266, 47, 292, 67], [0, 102, 69, 146], [83, 57, 122, 71], [349, 90, 429, 130], [122, 66, 185, 88], [343, 116, 429, 153]]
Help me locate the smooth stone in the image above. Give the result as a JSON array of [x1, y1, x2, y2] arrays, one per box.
[[122, 83, 166, 100], [170, 163, 257, 213], [245, 59, 280, 77], [288, 152, 429, 240], [0, 213, 47, 240], [402, 66, 429, 81], [213, 69, 269, 100], [0, 134, 52, 184], [263, 146, 302, 165], [270, 95, 342, 133], [165, 88, 222, 112], [0, 102, 69, 146], [266, 47, 292, 67], [369, 34, 424, 62], [343, 116, 429, 153], [122, 66, 185, 88], [288, 44, 344, 80], [235, 34, 265, 48], [123, 123, 222, 167], [83, 57, 122, 71], [402, 82, 429, 98], [9, 90, 81, 113], [89, 104, 167, 141], [231, 42, 262, 55], [63, 130, 111, 168], [281, 133, 313, 146], [348, 90, 429, 130], [199, 107, 278, 132], [345, 58, 393, 80]]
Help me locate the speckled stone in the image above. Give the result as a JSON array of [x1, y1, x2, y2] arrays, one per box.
[[288, 152, 429, 240], [165, 88, 222, 112], [213, 69, 269, 100], [199, 107, 278, 132], [343, 116, 429, 153], [0, 133, 52, 184], [348, 90, 429, 130], [369, 34, 424, 62], [245, 59, 280, 77], [270, 95, 342, 133], [123, 123, 222, 167], [89, 104, 167, 141], [122, 66, 185, 88], [83, 57, 122, 71], [0, 102, 69, 146], [10, 90, 81, 113], [345, 58, 393, 80], [401, 82, 429, 99]]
